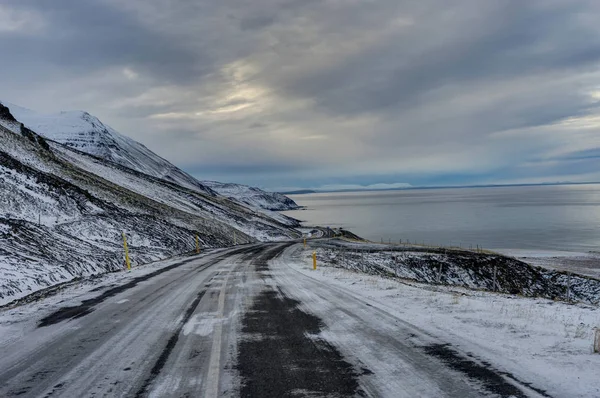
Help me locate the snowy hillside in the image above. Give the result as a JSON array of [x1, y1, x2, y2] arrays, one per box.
[[0, 103, 300, 305], [203, 181, 299, 211], [3, 101, 298, 211], [4, 101, 215, 196]]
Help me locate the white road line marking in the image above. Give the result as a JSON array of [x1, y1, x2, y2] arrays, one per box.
[[204, 263, 234, 397]]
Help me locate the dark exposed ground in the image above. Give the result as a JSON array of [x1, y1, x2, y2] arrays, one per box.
[[236, 245, 363, 397], [423, 343, 527, 398], [238, 289, 362, 397]]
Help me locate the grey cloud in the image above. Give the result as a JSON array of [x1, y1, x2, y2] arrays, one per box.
[[248, 122, 268, 129], [280, 1, 600, 117], [0, 0, 211, 85], [239, 14, 276, 31], [2, 0, 600, 188]]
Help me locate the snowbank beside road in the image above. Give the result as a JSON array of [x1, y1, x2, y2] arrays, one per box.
[[284, 245, 600, 398], [310, 240, 600, 305]]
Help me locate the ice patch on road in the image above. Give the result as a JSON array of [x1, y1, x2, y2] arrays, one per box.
[[183, 313, 221, 337]]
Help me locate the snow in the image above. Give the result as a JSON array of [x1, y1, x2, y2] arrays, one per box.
[[0, 104, 300, 305], [495, 249, 600, 279], [282, 245, 600, 398], [0, 248, 228, 341], [2, 101, 298, 212], [2, 101, 216, 194], [297, 227, 325, 238], [0, 162, 89, 225], [0, 116, 21, 136], [203, 181, 299, 211]]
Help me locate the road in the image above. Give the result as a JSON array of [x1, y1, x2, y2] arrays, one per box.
[[0, 242, 548, 397]]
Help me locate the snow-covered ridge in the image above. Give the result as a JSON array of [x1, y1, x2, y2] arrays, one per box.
[[203, 181, 299, 211], [3, 101, 216, 196], [2, 101, 298, 211]]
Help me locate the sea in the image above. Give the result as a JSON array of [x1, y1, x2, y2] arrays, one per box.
[[281, 184, 600, 253]]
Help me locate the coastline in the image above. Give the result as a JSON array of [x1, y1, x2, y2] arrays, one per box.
[[298, 224, 600, 282], [493, 249, 600, 279]]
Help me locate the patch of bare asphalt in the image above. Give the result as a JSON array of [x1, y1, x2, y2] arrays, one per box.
[[237, 244, 364, 397]]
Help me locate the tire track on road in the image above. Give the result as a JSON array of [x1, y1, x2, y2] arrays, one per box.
[[134, 289, 207, 397], [277, 244, 551, 398], [38, 246, 257, 327], [131, 244, 263, 397], [0, 246, 260, 397]]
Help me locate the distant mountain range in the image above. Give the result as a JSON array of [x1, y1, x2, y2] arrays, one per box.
[[284, 182, 600, 195], [279, 189, 317, 195], [0, 101, 300, 305]]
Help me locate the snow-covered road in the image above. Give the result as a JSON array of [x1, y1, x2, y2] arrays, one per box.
[[0, 241, 591, 397], [0, 245, 264, 397]]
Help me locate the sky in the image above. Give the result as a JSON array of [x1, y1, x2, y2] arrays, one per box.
[[1, 1, 600, 191]]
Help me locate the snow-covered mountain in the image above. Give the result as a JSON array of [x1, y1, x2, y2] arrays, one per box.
[[4, 101, 216, 196], [4, 102, 298, 211], [0, 102, 300, 305], [203, 181, 299, 211]]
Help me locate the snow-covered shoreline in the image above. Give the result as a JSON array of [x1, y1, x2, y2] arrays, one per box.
[[493, 248, 600, 279]]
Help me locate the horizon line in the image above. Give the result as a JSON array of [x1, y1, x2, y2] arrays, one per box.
[[277, 181, 600, 194]]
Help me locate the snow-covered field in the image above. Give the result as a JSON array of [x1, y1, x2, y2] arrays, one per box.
[[288, 245, 600, 397]]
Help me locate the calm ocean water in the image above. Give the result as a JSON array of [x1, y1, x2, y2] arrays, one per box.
[[281, 184, 600, 252]]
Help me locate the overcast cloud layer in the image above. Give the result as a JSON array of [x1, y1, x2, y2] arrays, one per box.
[[2, 0, 600, 190]]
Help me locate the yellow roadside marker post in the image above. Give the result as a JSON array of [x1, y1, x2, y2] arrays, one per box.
[[122, 232, 131, 271], [312, 251, 317, 270], [196, 234, 200, 254]]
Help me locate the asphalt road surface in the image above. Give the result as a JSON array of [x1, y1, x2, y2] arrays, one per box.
[[0, 242, 548, 397]]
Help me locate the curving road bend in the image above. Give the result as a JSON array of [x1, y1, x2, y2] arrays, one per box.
[[0, 242, 548, 397]]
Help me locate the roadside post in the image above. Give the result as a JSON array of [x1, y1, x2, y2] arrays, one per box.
[[122, 231, 131, 271], [567, 272, 571, 303], [493, 265, 498, 292], [594, 328, 600, 353], [196, 234, 200, 254], [312, 251, 317, 270], [304, 238, 306, 248]]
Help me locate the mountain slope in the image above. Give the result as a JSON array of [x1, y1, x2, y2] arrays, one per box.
[[4, 101, 216, 196], [4, 102, 298, 211], [203, 181, 299, 211], [0, 103, 300, 305]]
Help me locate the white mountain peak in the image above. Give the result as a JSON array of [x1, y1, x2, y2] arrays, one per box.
[[1, 100, 298, 211]]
